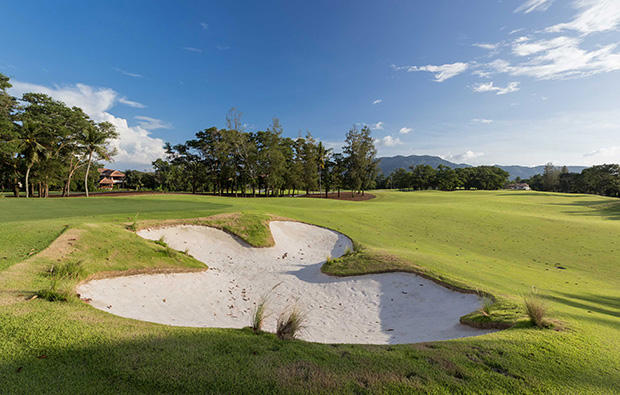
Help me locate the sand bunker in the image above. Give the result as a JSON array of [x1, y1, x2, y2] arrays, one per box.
[[77, 221, 495, 344]]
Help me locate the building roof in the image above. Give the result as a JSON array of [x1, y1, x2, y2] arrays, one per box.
[[99, 177, 114, 185], [98, 168, 125, 178]]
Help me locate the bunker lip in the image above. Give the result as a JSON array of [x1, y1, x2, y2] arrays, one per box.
[[77, 221, 497, 344]]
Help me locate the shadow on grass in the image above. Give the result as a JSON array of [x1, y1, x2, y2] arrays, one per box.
[[1, 323, 619, 394], [548, 291, 620, 322]]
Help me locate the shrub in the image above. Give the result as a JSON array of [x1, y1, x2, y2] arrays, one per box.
[[523, 291, 549, 327], [276, 306, 307, 340]]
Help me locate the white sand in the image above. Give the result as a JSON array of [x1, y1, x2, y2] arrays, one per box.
[[77, 221, 496, 344]]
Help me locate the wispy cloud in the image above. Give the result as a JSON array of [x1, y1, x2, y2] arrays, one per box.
[[216, 45, 231, 51], [113, 67, 143, 78], [118, 97, 146, 108], [473, 81, 520, 95], [200, 22, 208, 30], [391, 62, 469, 82], [471, 118, 493, 123], [515, 0, 555, 14], [399, 127, 413, 134], [135, 116, 172, 130], [182, 47, 202, 53], [372, 99, 382, 105], [371, 121, 384, 130], [473, 43, 498, 50], [546, 0, 620, 35]]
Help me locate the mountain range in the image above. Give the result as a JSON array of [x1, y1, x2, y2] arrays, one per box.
[[377, 155, 587, 180]]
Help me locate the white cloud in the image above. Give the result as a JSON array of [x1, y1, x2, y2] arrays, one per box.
[[442, 151, 484, 162], [473, 81, 520, 95], [374, 135, 403, 147], [371, 121, 384, 130], [515, 0, 555, 13], [583, 146, 620, 157], [391, 62, 469, 82], [183, 47, 202, 53], [113, 67, 143, 78], [471, 118, 493, 123], [10, 81, 165, 169], [509, 28, 526, 35], [372, 99, 382, 105], [399, 127, 413, 134], [473, 43, 498, 50], [507, 36, 620, 79], [546, 0, 620, 35], [118, 97, 145, 108], [135, 116, 172, 130], [216, 45, 231, 51], [200, 22, 209, 30]]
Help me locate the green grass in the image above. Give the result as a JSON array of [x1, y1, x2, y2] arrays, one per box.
[[0, 190, 619, 393]]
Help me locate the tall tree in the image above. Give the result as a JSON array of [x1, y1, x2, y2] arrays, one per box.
[[83, 121, 118, 197]]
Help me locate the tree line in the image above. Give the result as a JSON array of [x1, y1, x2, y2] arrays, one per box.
[[146, 108, 379, 197], [525, 163, 620, 197], [0, 73, 118, 197], [375, 164, 510, 191]]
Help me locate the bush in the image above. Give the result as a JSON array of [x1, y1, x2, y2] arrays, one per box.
[[276, 306, 307, 340], [523, 292, 549, 327]]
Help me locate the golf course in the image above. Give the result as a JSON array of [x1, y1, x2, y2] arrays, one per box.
[[1, 190, 619, 394]]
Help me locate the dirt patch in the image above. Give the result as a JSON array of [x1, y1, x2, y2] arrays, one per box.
[[37, 228, 85, 261]]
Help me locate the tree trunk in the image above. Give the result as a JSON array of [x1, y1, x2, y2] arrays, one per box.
[[25, 165, 32, 198], [85, 150, 93, 197]]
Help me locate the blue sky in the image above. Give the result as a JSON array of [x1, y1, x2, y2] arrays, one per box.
[[1, 0, 620, 170]]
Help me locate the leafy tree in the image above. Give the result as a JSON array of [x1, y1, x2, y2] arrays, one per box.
[[83, 121, 118, 197]]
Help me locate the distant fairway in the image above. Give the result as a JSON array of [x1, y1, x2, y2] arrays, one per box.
[[1, 191, 619, 393]]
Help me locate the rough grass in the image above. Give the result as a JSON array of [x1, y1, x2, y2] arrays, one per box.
[[276, 306, 307, 340], [0, 191, 619, 393], [524, 292, 550, 328]]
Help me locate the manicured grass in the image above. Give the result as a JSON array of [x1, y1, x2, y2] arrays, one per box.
[[0, 191, 619, 393]]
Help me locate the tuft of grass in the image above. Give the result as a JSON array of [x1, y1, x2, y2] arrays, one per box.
[[251, 296, 270, 332], [153, 236, 167, 247], [162, 245, 176, 258], [523, 290, 549, 328], [276, 305, 307, 340], [46, 259, 85, 280], [36, 278, 73, 302], [478, 295, 494, 317]]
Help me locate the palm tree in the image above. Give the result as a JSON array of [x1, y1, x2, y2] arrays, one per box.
[[16, 123, 47, 198], [82, 121, 118, 197]]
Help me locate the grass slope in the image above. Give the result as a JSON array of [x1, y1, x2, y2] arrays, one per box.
[[0, 191, 619, 394]]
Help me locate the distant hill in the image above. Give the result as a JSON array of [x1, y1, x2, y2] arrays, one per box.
[[377, 155, 587, 180]]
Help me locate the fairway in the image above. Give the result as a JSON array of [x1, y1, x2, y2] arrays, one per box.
[[1, 191, 619, 394]]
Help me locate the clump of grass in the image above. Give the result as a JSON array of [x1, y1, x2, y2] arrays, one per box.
[[163, 245, 175, 258], [523, 290, 549, 327], [46, 260, 85, 280], [251, 296, 270, 332], [325, 255, 333, 264], [154, 236, 167, 247], [276, 305, 307, 340], [128, 213, 140, 232], [478, 295, 494, 317], [36, 279, 72, 302]]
